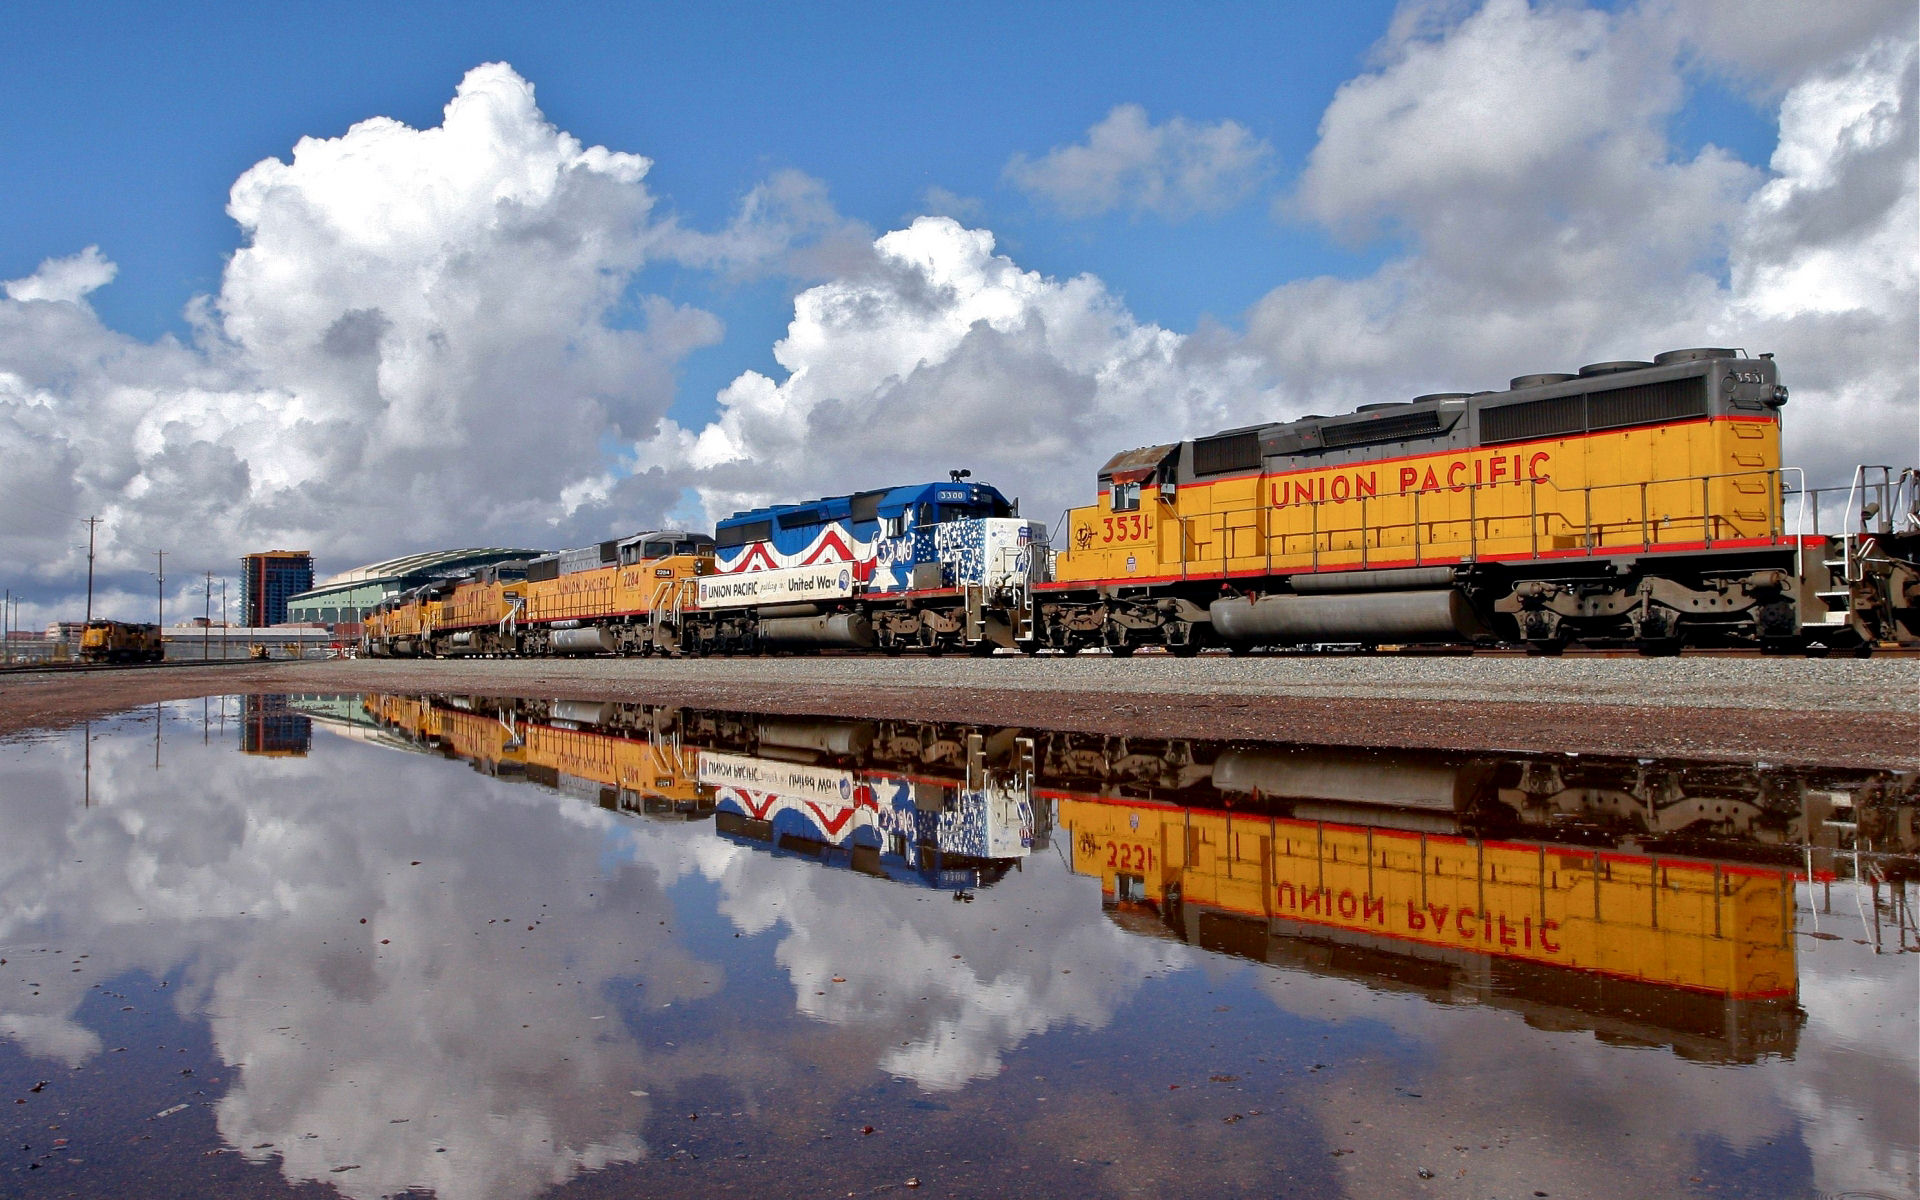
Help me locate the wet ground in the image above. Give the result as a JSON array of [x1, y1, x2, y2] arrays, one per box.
[[2, 693, 1915, 1199]]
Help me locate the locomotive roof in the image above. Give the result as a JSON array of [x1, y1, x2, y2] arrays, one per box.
[[718, 479, 1010, 527], [530, 529, 711, 563], [1137, 348, 1775, 479]]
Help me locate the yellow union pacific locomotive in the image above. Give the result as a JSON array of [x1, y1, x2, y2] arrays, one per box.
[[1041, 348, 1914, 655]]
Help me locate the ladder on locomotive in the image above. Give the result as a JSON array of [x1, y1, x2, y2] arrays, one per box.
[[1829, 465, 1918, 582], [648, 578, 699, 655]]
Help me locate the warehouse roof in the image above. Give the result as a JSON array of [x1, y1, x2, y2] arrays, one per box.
[[312, 548, 548, 589]]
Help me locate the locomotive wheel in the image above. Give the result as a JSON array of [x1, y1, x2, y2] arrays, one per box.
[[1227, 644, 1252, 657], [1635, 638, 1683, 657], [969, 639, 997, 658], [1168, 639, 1201, 658], [1524, 640, 1565, 657], [1059, 643, 1081, 657]]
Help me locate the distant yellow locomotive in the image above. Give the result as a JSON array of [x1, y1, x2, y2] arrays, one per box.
[[78, 619, 164, 663], [518, 531, 712, 656], [362, 532, 713, 658], [1042, 349, 1913, 654]]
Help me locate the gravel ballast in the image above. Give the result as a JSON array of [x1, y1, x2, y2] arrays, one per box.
[[0, 654, 1913, 768]]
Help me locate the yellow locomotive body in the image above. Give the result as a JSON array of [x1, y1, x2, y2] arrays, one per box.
[[520, 531, 713, 656], [1056, 416, 1784, 584], [78, 620, 164, 663], [519, 704, 705, 815], [424, 565, 526, 657], [1039, 350, 1858, 654], [1060, 797, 1793, 1000]]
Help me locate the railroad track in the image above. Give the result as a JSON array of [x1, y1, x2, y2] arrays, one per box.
[[0, 657, 310, 677]]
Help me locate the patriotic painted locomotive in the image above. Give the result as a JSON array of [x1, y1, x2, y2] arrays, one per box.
[[363, 348, 1918, 657]]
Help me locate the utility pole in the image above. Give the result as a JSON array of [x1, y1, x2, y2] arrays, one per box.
[[203, 571, 212, 662], [85, 516, 98, 623], [155, 549, 165, 633], [3, 588, 10, 666], [220, 578, 228, 659]]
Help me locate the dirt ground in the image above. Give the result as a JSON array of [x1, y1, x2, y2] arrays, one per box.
[[1, 656, 1912, 769]]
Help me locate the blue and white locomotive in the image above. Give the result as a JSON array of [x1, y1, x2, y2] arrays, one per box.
[[690, 475, 1050, 654]]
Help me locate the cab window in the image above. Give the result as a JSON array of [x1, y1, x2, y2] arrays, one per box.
[[1110, 481, 1141, 512]]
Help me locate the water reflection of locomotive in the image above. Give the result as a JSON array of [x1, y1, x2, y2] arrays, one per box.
[[362, 695, 1044, 890], [1044, 736, 1914, 1065], [361, 351, 1919, 659]]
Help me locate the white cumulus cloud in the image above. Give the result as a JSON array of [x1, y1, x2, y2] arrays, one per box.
[[0, 62, 721, 611], [3, 245, 117, 305], [1006, 103, 1273, 219], [631, 216, 1264, 528]]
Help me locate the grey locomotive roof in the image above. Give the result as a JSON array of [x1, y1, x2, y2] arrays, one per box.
[[1096, 348, 1779, 484]]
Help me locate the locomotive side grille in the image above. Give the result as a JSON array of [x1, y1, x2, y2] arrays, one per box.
[[1482, 377, 1708, 445], [1588, 378, 1708, 431], [525, 558, 560, 582], [1480, 395, 1584, 444], [714, 518, 773, 549], [1192, 430, 1262, 476], [849, 491, 884, 523], [1320, 409, 1446, 448]]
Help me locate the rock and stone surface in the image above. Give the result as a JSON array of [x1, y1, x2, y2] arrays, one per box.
[[3, 654, 1913, 768]]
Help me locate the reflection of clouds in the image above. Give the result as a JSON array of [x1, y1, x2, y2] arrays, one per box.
[[1787, 925, 1920, 1197], [5, 710, 1913, 1198], [704, 850, 1190, 1090], [1240, 924, 1915, 1200], [0, 713, 721, 1200]]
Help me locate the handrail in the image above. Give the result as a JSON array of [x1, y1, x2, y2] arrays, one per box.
[[1778, 468, 1805, 581], [1157, 466, 1793, 571]]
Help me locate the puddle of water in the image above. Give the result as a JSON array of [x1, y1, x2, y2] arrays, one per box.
[[0, 693, 1914, 1200]]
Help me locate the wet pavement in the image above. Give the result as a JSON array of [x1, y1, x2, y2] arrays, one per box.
[[1, 693, 1915, 1200]]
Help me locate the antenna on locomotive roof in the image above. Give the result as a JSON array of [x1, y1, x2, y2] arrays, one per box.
[[950, 469, 972, 483]]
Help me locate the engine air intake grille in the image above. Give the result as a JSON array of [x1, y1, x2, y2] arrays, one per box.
[[1192, 430, 1262, 476], [1481, 395, 1584, 444], [1589, 378, 1708, 430], [714, 519, 772, 549], [1320, 409, 1447, 448], [1480, 377, 1708, 444]]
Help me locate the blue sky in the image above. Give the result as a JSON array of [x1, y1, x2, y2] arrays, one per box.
[[5, 1, 1780, 409], [0, 0, 1911, 617]]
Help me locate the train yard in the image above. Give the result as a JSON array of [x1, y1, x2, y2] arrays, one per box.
[[1, 652, 1913, 770]]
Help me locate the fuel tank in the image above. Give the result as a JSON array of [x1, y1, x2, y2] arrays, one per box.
[[1209, 589, 1483, 645], [758, 612, 875, 649]]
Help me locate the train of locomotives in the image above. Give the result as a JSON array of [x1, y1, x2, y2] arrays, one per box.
[[362, 349, 1920, 659]]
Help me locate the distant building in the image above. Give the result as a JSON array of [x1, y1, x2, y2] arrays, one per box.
[[241, 695, 312, 756], [241, 551, 314, 627], [46, 621, 85, 641], [283, 548, 545, 626]]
